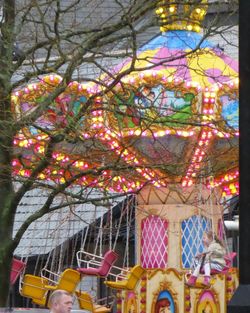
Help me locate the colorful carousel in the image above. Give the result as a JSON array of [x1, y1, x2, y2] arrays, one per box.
[[97, 2, 239, 313], [13, 1, 238, 313]]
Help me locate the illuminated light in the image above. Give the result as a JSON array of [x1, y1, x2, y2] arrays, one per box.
[[204, 98, 209, 103], [134, 129, 141, 136], [20, 170, 25, 176], [187, 25, 193, 31], [229, 183, 235, 190], [169, 6, 175, 13], [182, 131, 190, 137], [134, 158, 139, 164], [217, 132, 224, 138], [194, 25, 200, 32], [157, 130, 165, 137], [24, 170, 30, 176], [39, 173, 45, 179], [12, 160, 18, 166], [182, 180, 187, 187], [196, 8, 201, 14]]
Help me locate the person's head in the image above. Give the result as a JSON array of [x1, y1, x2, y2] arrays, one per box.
[[202, 231, 213, 246], [48, 290, 73, 313], [203, 230, 224, 247]]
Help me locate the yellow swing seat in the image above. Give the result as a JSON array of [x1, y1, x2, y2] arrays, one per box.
[[20, 274, 48, 301], [32, 296, 47, 307], [75, 290, 111, 313], [104, 264, 145, 290], [43, 268, 81, 293]]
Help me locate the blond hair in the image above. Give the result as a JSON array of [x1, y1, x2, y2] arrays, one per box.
[[206, 230, 224, 247], [48, 289, 71, 308]]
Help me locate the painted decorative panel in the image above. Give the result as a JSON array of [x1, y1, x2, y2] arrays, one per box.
[[141, 215, 168, 268]]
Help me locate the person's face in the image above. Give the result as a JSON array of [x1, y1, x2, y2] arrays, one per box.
[[202, 233, 211, 246], [54, 294, 73, 313]]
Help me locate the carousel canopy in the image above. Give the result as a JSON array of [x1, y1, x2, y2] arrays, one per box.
[[12, 3, 239, 197]]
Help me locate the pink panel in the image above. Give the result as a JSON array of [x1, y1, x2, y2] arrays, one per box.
[[141, 215, 168, 268], [200, 291, 215, 302]]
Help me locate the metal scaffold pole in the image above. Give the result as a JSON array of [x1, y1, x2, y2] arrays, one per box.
[[228, 0, 250, 312]]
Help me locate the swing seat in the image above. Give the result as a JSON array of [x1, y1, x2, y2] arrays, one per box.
[[32, 295, 47, 307], [77, 250, 119, 278], [75, 290, 111, 313], [10, 258, 26, 285], [20, 274, 48, 300], [200, 252, 237, 275], [43, 268, 81, 293], [104, 265, 145, 290]]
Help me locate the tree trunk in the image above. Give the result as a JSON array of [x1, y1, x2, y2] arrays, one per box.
[[0, 247, 13, 306], [0, 88, 16, 305], [0, 0, 16, 304]]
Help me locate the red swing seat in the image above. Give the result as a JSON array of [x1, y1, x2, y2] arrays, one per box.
[[10, 258, 26, 285], [77, 250, 119, 278]]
